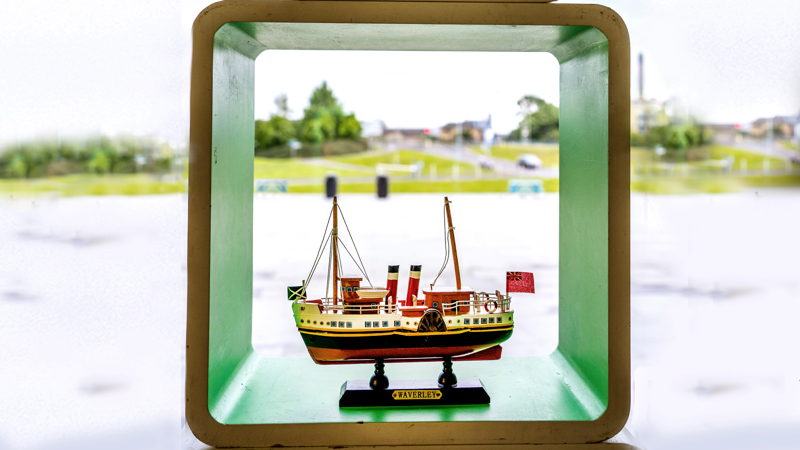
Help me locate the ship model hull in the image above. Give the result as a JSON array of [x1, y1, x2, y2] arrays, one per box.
[[298, 324, 513, 363]]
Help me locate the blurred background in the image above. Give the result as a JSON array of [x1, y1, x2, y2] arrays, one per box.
[[0, 0, 799, 449]]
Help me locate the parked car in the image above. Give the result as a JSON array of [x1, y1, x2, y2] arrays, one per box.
[[517, 154, 543, 169], [477, 155, 495, 170]]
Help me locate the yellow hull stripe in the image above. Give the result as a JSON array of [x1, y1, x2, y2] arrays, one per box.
[[297, 324, 514, 338]]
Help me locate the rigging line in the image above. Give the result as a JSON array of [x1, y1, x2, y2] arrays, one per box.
[[337, 239, 344, 280], [338, 238, 373, 286], [304, 208, 334, 289], [304, 230, 333, 291], [431, 203, 451, 288], [325, 234, 333, 300], [337, 204, 372, 287]]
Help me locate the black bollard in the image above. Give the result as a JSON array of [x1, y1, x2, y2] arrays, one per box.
[[437, 356, 458, 388], [325, 173, 337, 198], [369, 358, 390, 390], [377, 174, 389, 198]]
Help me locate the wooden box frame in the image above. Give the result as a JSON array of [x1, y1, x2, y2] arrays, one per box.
[[187, 1, 630, 447]]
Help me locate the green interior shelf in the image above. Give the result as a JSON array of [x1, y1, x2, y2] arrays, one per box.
[[208, 21, 609, 425], [214, 356, 600, 425]]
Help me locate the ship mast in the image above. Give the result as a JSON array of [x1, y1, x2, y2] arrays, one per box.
[[444, 197, 462, 290], [332, 196, 339, 305]]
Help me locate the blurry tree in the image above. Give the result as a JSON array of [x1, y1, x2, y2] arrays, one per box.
[[253, 83, 366, 157], [299, 81, 361, 144], [274, 93, 290, 116], [337, 113, 362, 140], [87, 150, 111, 174], [643, 121, 713, 152], [510, 95, 559, 141], [255, 116, 296, 148], [0, 135, 177, 178], [6, 154, 27, 178], [254, 94, 298, 149]]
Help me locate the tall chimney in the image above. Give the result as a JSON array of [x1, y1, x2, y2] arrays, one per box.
[[406, 265, 421, 306], [638, 52, 644, 100], [386, 265, 399, 307]]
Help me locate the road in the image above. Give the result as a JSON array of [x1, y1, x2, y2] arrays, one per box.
[[716, 136, 800, 161], [383, 140, 560, 179]]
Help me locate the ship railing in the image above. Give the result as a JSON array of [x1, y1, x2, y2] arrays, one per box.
[[302, 297, 398, 315], [441, 292, 512, 315]]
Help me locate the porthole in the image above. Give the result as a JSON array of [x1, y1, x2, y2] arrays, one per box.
[[414, 321, 418, 326], [448, 320, 452, 324], [300, 319, 304, 323], [406, 321, 410, 325]]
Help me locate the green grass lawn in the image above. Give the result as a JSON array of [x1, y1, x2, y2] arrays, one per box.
[[630, 147, 656, 163], [709, 145, 790, 171], [630, 145, 797, 175], [254, 157, 371, 179], [4, 145, 797, 198], [332, 149, 483, 176], [289, 177, 560, 194], [0, 174, 187, 198], [632, 173, 800, 194], [475, 144, 559, 167]]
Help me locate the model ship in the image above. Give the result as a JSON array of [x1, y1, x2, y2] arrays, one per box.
[[289, 196, 534, 369]]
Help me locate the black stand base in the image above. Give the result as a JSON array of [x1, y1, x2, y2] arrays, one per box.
[[339, 378, 490, 407]]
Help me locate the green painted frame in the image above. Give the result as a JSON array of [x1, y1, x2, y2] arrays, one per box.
[[187, 1, 630, 447]]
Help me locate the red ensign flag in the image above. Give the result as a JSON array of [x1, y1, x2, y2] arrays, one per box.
[[506, 272, 535, 294]]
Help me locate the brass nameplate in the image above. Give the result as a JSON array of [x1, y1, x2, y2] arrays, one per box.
[[392, 390, 442, 400]]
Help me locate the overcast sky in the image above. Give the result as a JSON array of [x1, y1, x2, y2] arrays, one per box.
[[0, 0, 798, 146]]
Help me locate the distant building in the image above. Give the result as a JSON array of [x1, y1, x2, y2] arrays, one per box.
[[750, 115, 798, 138], [706, 123, 740, 141], [361, 120, 386, 139], [383, 128, 427, 142], [795, 113, 800, 144], [631, 98, 667, 134], [440, 116, 492, 142], [380, 116, 493, 144]]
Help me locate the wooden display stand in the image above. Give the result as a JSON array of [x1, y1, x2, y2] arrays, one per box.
[[186, 1, 631, 448]]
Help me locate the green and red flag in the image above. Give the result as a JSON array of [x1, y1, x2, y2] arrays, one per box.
[[506, 272, 535, 294]]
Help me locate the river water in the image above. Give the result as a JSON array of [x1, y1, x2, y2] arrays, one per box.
[[0, 191, 798, 449]]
